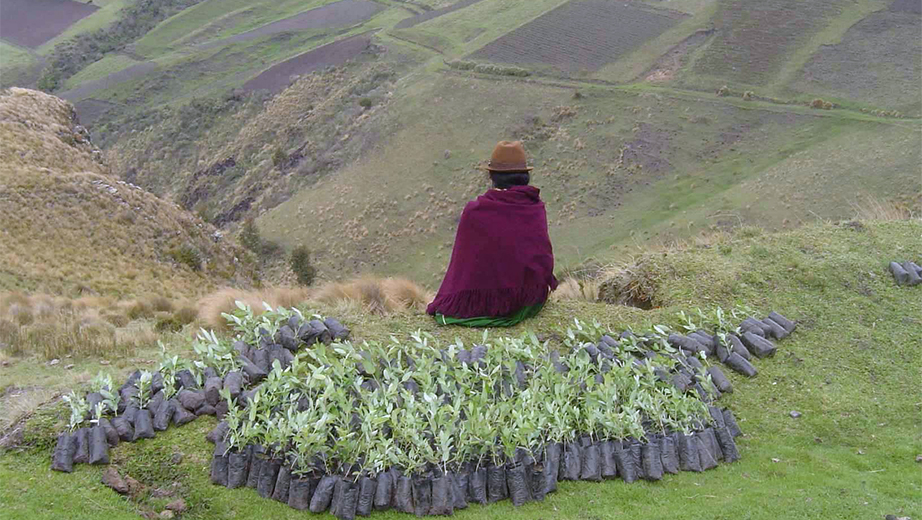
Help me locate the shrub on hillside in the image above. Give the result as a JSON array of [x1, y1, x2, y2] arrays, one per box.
[[272, 147, 287, 168], [289, 246, 317, 287], [359, 97, 373, 109], [168, 244, 203, 272], [239, 218, 281, 260]]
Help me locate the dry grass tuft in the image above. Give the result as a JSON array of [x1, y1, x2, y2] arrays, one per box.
[[312, 277, 433, 315], [0, 292, 190, 360], [852, 196, 915, 222], [551, 277, 601, 302], [198, 287, 313, 330]]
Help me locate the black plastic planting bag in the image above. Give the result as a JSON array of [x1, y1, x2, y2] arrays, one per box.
[[677, 433, 702, 472], [272, 465, 292, 503], [178, 389, 205, 411], [324, 317, 351, 341], [309, 319, 334, 345], [760, 318, 786, 340], [706, 366, 732, 393], [337, 485, 359, 520], [196, 403, 216, 417], [740, 317, 766, 336], [88, 425, 109, 465], [661, 434, 679, 475], [172, 402, 196, 426], [529, 463, 547, 503], [176, 369, 198, 389], [204, 376, 223, 406], [705, 427, 722, 461], [356, 476, 376, 517], [543, 443, 561, 494], [640, 439, 663, 481], [240, 356, 267, 383], [696, 431, 718, 470], [412, 475, 432, 517], [629, 440, 643, 478], [429, 476, 454, 515], [374, 471, 395, 510], [111, 415, 133, 442], [207, 421, 228, 444], [257, 458, 281, 498], [224, 371, 243, 399], [148, 391, 164, 415], [98, 418, 119, 448], [727, 334, 752, 360], [486, 463, 507, 503], [768, 311, 796, 333], [288, 476, 314, 510], [561, 442, 581, 481], [709, 406, 726, 428], [394, 475, 415, 513], [505, 463, 530, 506], [742, 332, 776, 358], [580, 442, 602, 482], [722, 409, 742, 437], [451, 470, 468, 510], [122, 403, 139, 425], [246, 451, 264, 489], [601, 440, 618, 479], [152, 398, 174, 431], [227, 449, 250, 489], [310, 475, 338, 513], [211, 451, 229, 487], [725, 352, 757, 377], [132, 410, 155, 441], [715, 341, 730, 363], [51, 432, 76, 472], [612, 440, 637, 483], [715, 427, 741, 462], [468, 467, 487, 505]]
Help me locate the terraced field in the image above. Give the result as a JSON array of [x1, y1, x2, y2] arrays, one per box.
[[687, 0, 851, 88], [0, 0, 97, 48], [793, 8, 921, 114], [394, 0, 484, 29], [241, 33, 375, 94], [469, 0, 686, 74]]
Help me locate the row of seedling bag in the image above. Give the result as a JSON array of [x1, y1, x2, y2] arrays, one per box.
[[196, 307, 795, 518], [889, 260, 922, 286], [50, 305, 350, 473]]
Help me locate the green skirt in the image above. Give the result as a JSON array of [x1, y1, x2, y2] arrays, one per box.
[[434, 302, 545, 328]]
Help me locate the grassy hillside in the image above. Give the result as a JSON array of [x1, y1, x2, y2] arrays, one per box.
[[1, 219, 919, 519], [0, 88, 253, 297], [256, 70, 920, 285]]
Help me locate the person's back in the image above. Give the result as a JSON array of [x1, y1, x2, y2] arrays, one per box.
[[427, 141, 558, 327]]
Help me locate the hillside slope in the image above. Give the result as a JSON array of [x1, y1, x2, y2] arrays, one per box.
[[1, 219, 919, 519], [0, 88, 252, 297]]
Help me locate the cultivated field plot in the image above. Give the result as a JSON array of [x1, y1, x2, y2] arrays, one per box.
[[0, 0, 97, 48], [688, 0, 848, 87], [394, 0, 484, 29], [468, 0, 685, 74], [60, 61, 158, 102], [242, 33, 372, 94], [199, 0, 384, 50], [794, 9, 921, 114]]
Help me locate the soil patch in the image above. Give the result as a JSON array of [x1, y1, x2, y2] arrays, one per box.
[[691, 0, 846, 85], [242, 33, 374, 94], [794, 10, 921, 113], [891, 0, 921, 13], [199, 0, 383, 50], [0, 0, 97, 48], [644, 29, 714, 83], [394, 0, 484, 29], [468, 1, 685, 74]]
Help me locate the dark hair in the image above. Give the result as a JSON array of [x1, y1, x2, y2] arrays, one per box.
[[489, 171, 530, 189]]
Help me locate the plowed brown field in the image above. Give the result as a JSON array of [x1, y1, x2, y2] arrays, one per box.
[[468, 0, 685, 74], [0, 0, 97, 48]]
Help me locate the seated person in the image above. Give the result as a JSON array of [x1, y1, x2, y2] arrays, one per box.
[[427, 141, 558, 327]]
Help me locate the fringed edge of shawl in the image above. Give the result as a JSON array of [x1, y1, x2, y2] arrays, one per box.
[[426, 284, 551, 319]]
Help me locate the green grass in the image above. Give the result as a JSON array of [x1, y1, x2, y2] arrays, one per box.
[[0, 42, 37, 87], [2, 220, 920, 519], [63, 54, 140, 90], [133, 0, 337, 58]]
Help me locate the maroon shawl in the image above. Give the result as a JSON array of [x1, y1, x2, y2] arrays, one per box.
[[427, 185, 558, 318]]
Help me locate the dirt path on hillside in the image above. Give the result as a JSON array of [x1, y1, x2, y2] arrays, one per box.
[[197, 0, 383, 51]]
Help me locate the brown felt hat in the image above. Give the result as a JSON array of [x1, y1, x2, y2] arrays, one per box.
[[485, 140, 533, 172]]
